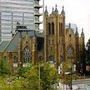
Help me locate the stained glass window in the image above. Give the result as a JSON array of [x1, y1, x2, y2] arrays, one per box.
[[13, 56, 18, 63], [23, 46, 31, 63], [67, 47, 73, 57]]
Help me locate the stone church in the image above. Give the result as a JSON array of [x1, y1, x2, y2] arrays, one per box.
[[44, 5, 85, 71], [0, 25, 44, 67], [0, 5, 85, 72]]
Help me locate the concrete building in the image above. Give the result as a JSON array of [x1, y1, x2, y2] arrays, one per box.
[[0, 0, 42, 41]]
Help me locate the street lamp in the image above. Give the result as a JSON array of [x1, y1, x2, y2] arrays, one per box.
[[39, 62, 40, 90], [69, 61, 76, 90], [70, 63, 72, 90]]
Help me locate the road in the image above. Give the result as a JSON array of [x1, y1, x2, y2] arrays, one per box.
[[72, 78, 90, 85], [57, 79, 90, 90], [72, 79, 90, 90]]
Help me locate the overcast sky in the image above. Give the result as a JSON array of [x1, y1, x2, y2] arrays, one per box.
[[43, 0, 90, 44]]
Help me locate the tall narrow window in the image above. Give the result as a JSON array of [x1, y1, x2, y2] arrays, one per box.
[[59, 23, 63, 35], [48, 23, 51, 35], [13, 56, 18, 63], [52, 22, 54, 35], [59, 22, 61, 35], [23, 46, 31, 63], [61, 23, 63, 34]]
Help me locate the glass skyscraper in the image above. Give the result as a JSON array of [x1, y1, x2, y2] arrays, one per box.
[[0, 0, 42, 41]]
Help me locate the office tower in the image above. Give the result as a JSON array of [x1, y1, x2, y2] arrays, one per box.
[[0, 0, 42, 41]]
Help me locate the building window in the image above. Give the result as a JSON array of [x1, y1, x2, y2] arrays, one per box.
[[61, 23, 63, 34], [59, 23, 63, 35], [48, 55, 55, 64], [23, 46, 31, 63], [13, 56, 18, 63], [48, 23, 51, 35], [59, 23, 61, 35], [39, 56, 43, 61], [52, 22, 54, 35], [69, 34, 71, 37], [50, 47, 53, 52], [67, 47, 73, 57]]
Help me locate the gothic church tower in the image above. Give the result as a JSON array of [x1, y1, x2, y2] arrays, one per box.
[[44, 5, 65, 67]]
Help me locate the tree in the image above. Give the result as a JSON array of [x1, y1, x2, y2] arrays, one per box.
[[23, 66, 39, 90], [20, 62, 59, 90], [85, 39, 90, 74], [0, 57, 11, 76], [60, 60, 81, 90], [18, 63, 32, 77], [40, 62, 58, 90]]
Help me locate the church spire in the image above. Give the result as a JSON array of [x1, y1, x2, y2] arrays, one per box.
[[52, 7, 55, 14], [69, 23, 71, 28], [55, 4, 58, 14], [44, 6, 48, 15], [61, 6, 65, 15], [75, 27, 79, 36], [81, 28, 84, 37]]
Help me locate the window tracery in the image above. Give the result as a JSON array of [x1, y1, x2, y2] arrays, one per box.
[[23, 46, 31, 63]]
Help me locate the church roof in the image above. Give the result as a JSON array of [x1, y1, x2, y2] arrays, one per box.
[[0, 41, 9, 52], [0, 30, 44, 52], [5, 32, 19, 52]]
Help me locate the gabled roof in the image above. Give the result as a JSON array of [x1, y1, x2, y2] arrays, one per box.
[[0, 41, 10, 52], [0, 30, 44, 53], [4, 32, 19, 52]]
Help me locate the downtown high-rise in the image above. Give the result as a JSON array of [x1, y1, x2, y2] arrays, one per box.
[[0, 0, 42, 41]]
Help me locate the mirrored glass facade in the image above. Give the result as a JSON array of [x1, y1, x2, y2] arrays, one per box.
[[0, 0, 42, 41]]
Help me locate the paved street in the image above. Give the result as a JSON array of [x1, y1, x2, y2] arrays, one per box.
[[72, 79, 90, 90], [72, 78, 90, 84], [57, 79, 90, 90]]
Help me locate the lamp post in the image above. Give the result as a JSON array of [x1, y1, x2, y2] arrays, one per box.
[[70, 63, 72, 90], [58, 65, 62, 90], [39, 62, 40, 90], [70, 61, 76, 90], [70, 58, 73, 90]]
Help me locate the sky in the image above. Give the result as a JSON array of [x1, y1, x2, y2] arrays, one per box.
[[43, 0, 90, 44]]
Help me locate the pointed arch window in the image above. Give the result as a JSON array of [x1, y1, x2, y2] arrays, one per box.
[[59, 23, 63, 35], [61, 23, 63, 33], [23, 46, 31, 63], [67, 46, 74, 58], [59, 23, 61, 35], [52, 22, 54, 35], [48, 23, 51, 35], [13, 56, 18, 63]]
